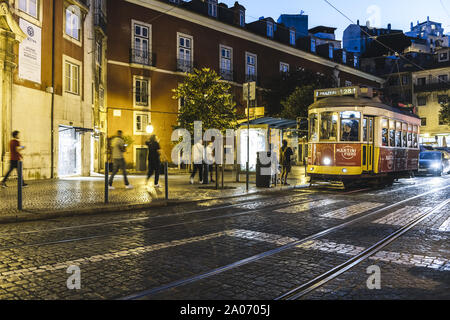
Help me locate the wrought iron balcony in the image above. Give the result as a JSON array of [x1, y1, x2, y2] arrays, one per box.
[[415, 82, 450, 93], [94, 10, 107, 34], [177, 59, 194, 73], [245, 73, 258, 83], [220, 69, 234, 81], [130, 49, 154, 66]]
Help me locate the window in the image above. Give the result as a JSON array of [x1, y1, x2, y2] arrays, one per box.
[[381, 118, 389, 147], [245, 52, 257, 82], [402, 123, 408, 148], [438, 75, 449, 83], [178, 34, 193, 72], [290, 30, 296, 46], [417, 77, 426, 86], [135, 113, 150, 133], [309, 113, 318, 142], [421, 118, 427, 126], [340, 111, 360, 142], [64, 61, 80, 95], [345, 81, 352, 87], [389, 120, 396, 147], [329, 45, 334, 59], [413, 126, 419, 148], [239, 10, 245, 27], [267, 22, 274, 38], [311, 39, 316, 53], [96, 40, 102, 66], [134, 78, 149, 107], [402, 75, 409, 85], [65, 7, 80, 41], [19, 0, 38, 18], [208, 0, 217, 18], [320, 112, 338, 141], [132, 21, 151, 65], [220, 45, 233, 81], [280, 62, 289, 74], [354, 55, 359, 68], [342, 51, 347, 64], [408, 124, 413, 148], [395, 121, 402, 147], [439, 52, 449, 62], [417, 96, 427, 106]]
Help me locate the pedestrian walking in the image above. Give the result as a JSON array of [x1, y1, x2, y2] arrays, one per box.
[[190, 140, 205, 184], [2, 131, 28, 188], [109, 130, 133, 190], [206, 140, 215, 183], [145, 135, 161, 188], [280, 140, 294, 186]]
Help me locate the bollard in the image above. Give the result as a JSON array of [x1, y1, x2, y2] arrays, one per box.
[[165, 161, 169, 200], [222, 163, 225, 190], [105, 162, 109, 204], [18, 161, 23, 211], [215, 164, 218, 190], [246, 162, 249, 191]]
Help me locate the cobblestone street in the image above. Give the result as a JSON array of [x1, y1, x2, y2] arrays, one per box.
[[0, 174, 448, 301]]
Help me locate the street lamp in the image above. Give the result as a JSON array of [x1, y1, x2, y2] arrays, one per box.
[[146, 124, 154, 134]]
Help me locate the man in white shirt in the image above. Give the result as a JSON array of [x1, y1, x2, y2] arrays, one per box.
[[190, 140, 205, 184], [206, 140, 215, 183]]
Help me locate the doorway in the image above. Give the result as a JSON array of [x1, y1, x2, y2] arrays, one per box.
[[58, 126, 82, 177]]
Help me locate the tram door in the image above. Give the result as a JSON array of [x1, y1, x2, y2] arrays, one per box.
[[363, 116, 375, 172]]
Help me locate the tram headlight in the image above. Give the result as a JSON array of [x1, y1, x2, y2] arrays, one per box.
[[431, 162, 441, 169], [342, 168, 348, 173], [323, 157, 332, 166], [310, 167, 314, 172]]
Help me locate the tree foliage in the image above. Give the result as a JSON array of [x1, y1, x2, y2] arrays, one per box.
[[440, 101, 450, 127], [173, 68, 237, 135], [263, 68, 334, 117], [280, 85, 316, 120]]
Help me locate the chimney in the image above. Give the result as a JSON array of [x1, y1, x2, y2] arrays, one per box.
[[357, 19, 360, 26], [388, 23, 391, 30]]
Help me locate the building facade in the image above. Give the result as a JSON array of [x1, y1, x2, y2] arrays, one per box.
[[0, 0, 100, 180], [105, 0, 384, 170]]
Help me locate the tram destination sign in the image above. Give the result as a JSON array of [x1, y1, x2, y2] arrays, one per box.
[[314, 86, 373, 102]]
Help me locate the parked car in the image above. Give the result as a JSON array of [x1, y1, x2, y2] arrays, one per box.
[[418, 151, 450, 176]]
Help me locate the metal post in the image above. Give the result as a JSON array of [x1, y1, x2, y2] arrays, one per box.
[[222, 148, 225, 190], [215, 164, 218, 190], [18, 161, 23, 211], [105, 162, 109, 204], [246, 88, 250, 192], [165, 161, 169, 200]]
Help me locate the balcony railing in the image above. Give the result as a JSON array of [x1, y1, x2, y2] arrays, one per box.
[[245, 73, 258, 84], [220, 69, 234, 81], [414, 82, 450, 93], [130, 49, 154, 66], [177, 59, 194, 73], [94, 10, 107, 34]]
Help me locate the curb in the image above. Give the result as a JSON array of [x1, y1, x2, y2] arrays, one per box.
[[0, 183, 310, 225]]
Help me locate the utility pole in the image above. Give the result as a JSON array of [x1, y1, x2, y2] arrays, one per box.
[[243, 81, 256, 192]]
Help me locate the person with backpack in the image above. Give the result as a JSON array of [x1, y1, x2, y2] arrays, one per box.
[[280, 140, 294, 186]]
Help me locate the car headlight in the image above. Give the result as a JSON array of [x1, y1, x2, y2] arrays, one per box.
[[431, 162, 441, 169]]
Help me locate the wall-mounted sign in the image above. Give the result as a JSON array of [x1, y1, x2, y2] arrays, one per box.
[[113, 110, 122, 117], [18, 19, 42, 84]]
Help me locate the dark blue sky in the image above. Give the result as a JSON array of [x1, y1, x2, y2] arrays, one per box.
[[221, 0, 450, 40]]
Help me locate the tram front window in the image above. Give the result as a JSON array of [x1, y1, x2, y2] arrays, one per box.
[[320, 112, 338, 141], [309, 113, 318, 142], [340, 111, 360, 142]]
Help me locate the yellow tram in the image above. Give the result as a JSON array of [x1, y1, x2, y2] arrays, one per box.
[[307, 86, 421, 188]]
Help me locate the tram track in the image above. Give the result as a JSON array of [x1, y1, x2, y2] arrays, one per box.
[[276, 198, 450, 300], [119, 183, 450, 300]]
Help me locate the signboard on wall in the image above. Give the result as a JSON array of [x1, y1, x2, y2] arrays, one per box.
[[18, 19, 42, 84]]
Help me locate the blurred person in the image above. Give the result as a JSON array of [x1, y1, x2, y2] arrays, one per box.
[[109, 130, 133, 190], [1, 131, 27, 188]]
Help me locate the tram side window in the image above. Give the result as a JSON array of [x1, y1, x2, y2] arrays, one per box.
[[413, 125, 419, 148], [340, 111, 360, 142], [402, 123, 408, 148], [382, 118, 389, 147], [395, 121, 402, 147], [320, 112, 338, 141], [309, 113, 318, 142], [407, 124, 413, 148], [389, 120, 396, 147]]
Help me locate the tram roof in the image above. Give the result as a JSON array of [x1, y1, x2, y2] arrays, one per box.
[[308, 96, 420, 119], [238, 117, 297, 129]]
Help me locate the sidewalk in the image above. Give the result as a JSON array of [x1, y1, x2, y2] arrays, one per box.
[[0, 166, 308, 223]]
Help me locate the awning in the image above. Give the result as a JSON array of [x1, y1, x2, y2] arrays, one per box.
[[239, 117, 297, 130]]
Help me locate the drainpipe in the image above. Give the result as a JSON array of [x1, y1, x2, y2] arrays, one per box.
[[50, 0, 56, 179]]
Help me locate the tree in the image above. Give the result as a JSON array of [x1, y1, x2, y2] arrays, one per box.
[[263, 68, 334, 116], [172, 68, 237, 135], [280, 85, 316, 120], [440, 101, 450, 126]]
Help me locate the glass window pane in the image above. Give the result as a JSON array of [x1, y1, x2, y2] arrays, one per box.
[[309, 113, 318, 142], [19, 0, 27, 11], [320, 112, 338, 141], [340, 112, 360, 142]]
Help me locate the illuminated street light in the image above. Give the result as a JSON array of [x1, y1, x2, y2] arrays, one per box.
[[146, 124, 154, 134]]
